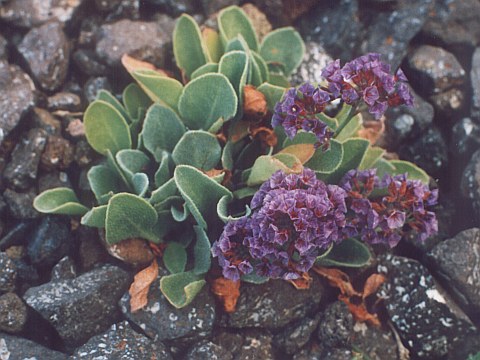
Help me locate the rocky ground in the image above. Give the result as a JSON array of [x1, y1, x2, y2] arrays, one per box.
[[0, 0, 480, 359]]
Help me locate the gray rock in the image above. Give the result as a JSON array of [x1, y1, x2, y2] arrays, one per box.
[[292, 341, 324, 360], [184, 340, 232, 360], [38, 171, 72, 193], [428, 228, 480, 315], [47, 92, 82, 112], [78, 15, 103, 47], [0, 292, 27, 333], [461, 149, 480, 220], [406, 45, 466, 96], [398, 127, 448, 178], [0, 61, 36, 144], [17, 21, 71, 92], [71, 320, 172, 360], [201, 0, 240, 16], [3, 188, 40, 219], [40, 134, 75, 171], [95, 19, 172, 67], [220, 276, 325, 329], [0, 0, 86, 28], [23, 264, 132, 348], [120, 273, 215, 342], [317, 301, 353, 348], [3, 128, 47, 190], [273, 313, 320, 355], [75, 226, 108, 272], [290, 41, 333, 85], [0, 253, 17, 295], [144, 0, 198, 17], [349, 323, 400, 360], [0, 221, 35, 251], [452, 118, 480, 163], [95, 0, 140, 20], [51, 256, 77, 281], [298, 0, 361, 62], [471, 47, 480, 121], [73, 49, 108, 76], [361, 0, 434, 69], [378, 254, 478, 359], [0, 333, 67, 360], [0, 35, 7, 60], [429, 87, 466, 120], [234, 329, 274, 360], [84, 77, 112, 103], [30, 107, 62, 136]]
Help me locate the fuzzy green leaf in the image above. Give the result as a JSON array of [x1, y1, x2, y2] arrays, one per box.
[[173, 14, 209, 78], [268, 73, 290, 87], [97, 90, 131, 123], [359, 146, 385, 170], [84, 100, 132, 156], [105, 193, 159, 244], [163, 242, 187, 274], [260, 27, 305, 75], [374, 158, 397, 179], [202, 28, 223, 63], [122, 83, 152, 120], [334, 113, 362, 141], [193, 226, 211, 275], [305, 139, 344, 174], [191, 63, 219, 79], [315, 238, 372, 267], [171, 201, 190, 222], [132, 173, 149, 197], [283, 131, 317, 147], [252, 52, 269, 83], [249, 54, 263, 86], [142, 104, 186, 159], [150, 178, 177, 205], [218, 6, 259, 51], [154, 151, 173, 187], [116, 149, 150, 181], [219, 50, 249, 106], [257, 82, 286, 112], [172, 130, 221, 170], [389, 160, 430, 184], [241, 272, 269, 284], [247, 154, 299, 186], [326, 138, 370, 183], [33, 188, 88, 216], [81, 205, 107, 228], [178, 73, 238, 130], [217, 194, 250, 223], [87, 164, 124, 204], [160, 272, 206, 308], [221, 140, 235, 171]]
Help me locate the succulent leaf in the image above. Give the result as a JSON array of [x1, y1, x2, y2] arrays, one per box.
[[218, 5, 259, 51], [193, 226, 211, 275], [305, 139, 344, 175], [257, 82, 286, 112], [191, 63, 219, 79], [315, 238, 372, 267], [172, 130, 222, 170], [159, 272, 206, 308], [122, 83, 152, 120], [97, 90, 131, 123], [154, 151, 173, 187], [33, 188, 89, 215], [87, 164, 124, 205], [202, 28, 223, 63], [359, 147, 385, 170], [388, 160, 430, 184], [163, 242, 187, 274], [325, 138, 370, 183], [81, 205, 108, 228], [219, 50, 249, 107]]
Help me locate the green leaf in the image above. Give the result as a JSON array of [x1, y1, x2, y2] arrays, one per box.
[[154, 151, 173, 187], [171, 201, 190, 222], [359, 146, 385, 170], [316, 113, 339, 131], [249, 54, 263, 86], [105, 193, 159, 244], [122, 83, 152, 120], [33, 188, 88, 216], [260, 27, 305, 75], [178, 73, 238, 130], [389, 160, 430, 184], [221, 140, 235, 171], [150, 178, 177, 205], [132, 173, 149, 197], [219, 50, 249, 105], [241, 272, 269, 284], [315, 238, 372, 267], [160, 272, 206, 308], [225, 35, 250, 53], [142, 104, 186, 159], [131, 70, 183, 111], [87, 164, 124, 204], [97, 90, 131, 123], [334, 113, 362, 141], [326, 138, 370, 183], [116, 149, 150, 180], [218, 5, 259, 51], [173, 14, 209, 78], [172, 130, 221, 170], [374, 158, 396, 179], [305, 139, 344, 174], [283, 131, 317, 147], [163, 242, 187, 274], [81, 205, 107, 228], [257, 82, 285, 112], [84, 100, 132, 155], [252, 51, 269, 83], [174, 165, 232, 229], [217, 194, 250, 223], [268, 73, 290, 87], [193, 226, 211, 275], [247, 154, 295, 186], [191, 63, 219, 79], [202, 28, 223, 63]]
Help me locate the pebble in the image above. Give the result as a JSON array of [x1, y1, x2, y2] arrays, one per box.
[[3, 188, 40, 220], [201, 0, 240, 16], [40, 135, 75, 171], [47, 92, 82, 112], [30, 107, 62, 136], [241, 3, 272, 41], [83, 77, 112, 103], [0, 35, 7, 60], [51, 256, 77, 282], [461, 149, 480, 220], [75, 226, 109, 272], [0, 221, 34, 251], [316, 301, 353, 348], [273, 313, 320, 355], [0, 333, 67, 360], [0, 292, 28, 333], [72, 49, 108, 77], [429, 87, 466, 120], [183, 340, 233, 360], [38, 171, 72, 193], [0, 252, 17, 295], [471, 47, 480, 122], [452, 118, 480, 164], [291, 41, 333, 85], [144, 0, 198, 17]]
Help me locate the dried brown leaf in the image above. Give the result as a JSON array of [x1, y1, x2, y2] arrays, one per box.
[[362, 273, 386, 299], [313, 266, 361, 297], [211, 277, 240, 313], [121, 54, 168, 76], [249, 126, 278, 147], [129, 259, 158, 312], [243, 85, 267, 117], [339, 295, 381, 327], [288, 272, 313, 289], [357, 118, 385, 145], [279, 144, 315, 164]]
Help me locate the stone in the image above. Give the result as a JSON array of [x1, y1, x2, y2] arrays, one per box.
[[0, 333, 67, 360], [298, 0, 361, 62], [406, 45, 466, 96], [3, 128, 47, 190], [47, 92, 82, 112], [17, 21, 71, 92], [0, 61, 36, 144], [143, 0, 199, 17], [104, 237, 155, 266], [120, 273, 215, 343], [38, 171, 72, 193], [292, 341, 324, 360], [290, 41, 333, 85], [377, 254, 478, 359], [452, 118, 480, 164], [30, 107, 62, 136], [71, 320, 173, 360], [3, 188, 40, 220], [40, 135, 75, 171], [27, 215, 72, 268], [236, 330, 274, 359], [427, 228, 480, 315], [361, 0, 433, 69], [75, 226, 108, 272], [273, 313, 320, 355], [429, 87, 466, 120], [220, 276, 325, 329], [84, 77, 112, 103], [201, 0, 240, 16], [0, 292, 27, 334], [349, 323, 400, 360], [241, 3, 272, 42], [72, 49, 108, 77], [0, 253, 17, 295], [461, 149, 480, 220], [471, 47, 480, 121], [316, 301, 353, 348], [78, 15, 103, 47], [95, 19, 172, 67], [95, 0, 140, 20], [0, 221, 35, 251], [0, 35, 7, 60], [23, 264, 132, 349], [398, 127, 448, 178], [183, 340, 232, 360], [51, 256, 77, 281], [0, 0, 85, 28]]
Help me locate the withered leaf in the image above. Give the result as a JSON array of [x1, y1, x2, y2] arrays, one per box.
[[243, 85, 267, 117], [312, 266, 360, 297], [279, 144, 315, 164], [339, 295, 381, 327], [129, 259, 158, 312], [288, 272, 313, 290], [357, 118, 385, 145], [121, 54, 169, 76], [362, 273, 386, 299], [211, 277, 240, 313]]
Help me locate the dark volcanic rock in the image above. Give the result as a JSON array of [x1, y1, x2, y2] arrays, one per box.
[[221, 276, 325, 329], [30, 107, 62, 136], [23, 264, 132, 348], [429, 87, 466, 120], [95, 0, 140, 20], [0, 253, 17, 295], [350, 324, 400, 360], [84, 77, 112, 103], [184, 340, 233, 360], [3, 188, 39, 219], [40, 135, 75, 171], [273, 313, 320, 355], [145, 0, 198, 17], [0, 221, 35, 251], [201, 0, 240, 16], [73, 49, 108, 77], [0, 61, 35, 144], [378, 254, 478, 359], [361, 0, 433, 69], [38, 171, 72, 193], [0, 333, 67, 360], [0, 35, 7, 60], [51, 256, 77, 282], [461, 149, 480, 221], [17, 21, 71, 92], [0, 292, 27, 334], [47, 92, 82, 112], [471, 47, 480, 121], [71, 320, 173, 360], [452, 118, 480, 164], [3, 128, 47, 190], [95, 19, 172, 67], [428, 228, 480, 315], [316, 301, 353, 348], [290, 41, 333, 85], [236, 330, 274, 359]]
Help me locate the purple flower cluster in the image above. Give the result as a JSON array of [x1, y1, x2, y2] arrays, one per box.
[[212, 168, 348, 281], [321, 53, 414, 119], [272, 83, 334, 148], [339, 169, 438, 247]]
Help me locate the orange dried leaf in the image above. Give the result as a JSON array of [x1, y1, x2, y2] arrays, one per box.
[[229, 120, 250, 143], [312, 266, 361, 297], [129, 259, 158, 312], [288, 272, 313, 289], [211, 277, 240, 313], [357, 118, 385, 145], [121, 54, 168, 76], [250, 126, 278, 147], [279, 144, 315, 164], [204, 169, 225, 178], [340, 295, 381, 327], [362, 273, 386, 299], [243, 85, 267, 117]]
